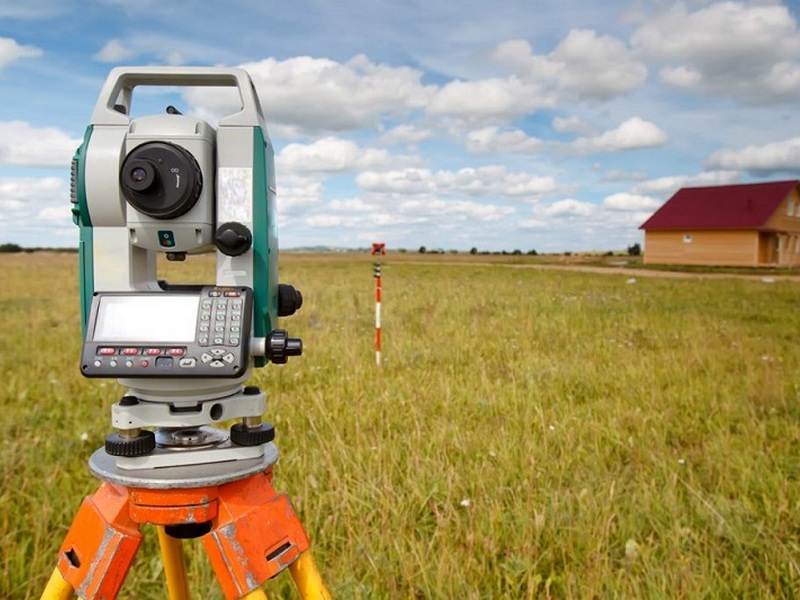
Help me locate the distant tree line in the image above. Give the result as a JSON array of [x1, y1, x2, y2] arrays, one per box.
[[412, 244, 643, 256], [0, 243, 77, 253]]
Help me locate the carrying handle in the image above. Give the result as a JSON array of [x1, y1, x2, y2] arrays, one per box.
[[90, 66, 264, 127]]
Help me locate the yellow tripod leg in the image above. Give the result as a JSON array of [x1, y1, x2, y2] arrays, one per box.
[[241, 588, 268, 599], [289, 551, 332, 600], [157, 526, 191, 600], [40, 567, 74, 600]]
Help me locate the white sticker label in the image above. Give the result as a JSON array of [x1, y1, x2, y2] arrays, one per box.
[[218, 167, 253, 223]]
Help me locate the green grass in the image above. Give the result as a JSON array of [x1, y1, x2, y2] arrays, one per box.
[[2, 252, 799, 598]]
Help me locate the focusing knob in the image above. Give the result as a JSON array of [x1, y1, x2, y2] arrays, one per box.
[[215, 222, 252, 256], [265, 329, 303, 364], [278, 284, 303, 317], [105, 430, 156, 457]]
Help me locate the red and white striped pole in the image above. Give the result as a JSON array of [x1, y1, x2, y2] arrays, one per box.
[[374, 262, 382, 366], [371, 243, 385, 366]]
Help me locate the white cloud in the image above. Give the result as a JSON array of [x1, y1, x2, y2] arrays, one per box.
[[303, 195, 513, 230], [706, 136, 800, 173], [518, 218, 548, 229], [632, 2, 800, 103], [465, 127, 542, 154], [427, 31, 645, 127], [520, 193, 657, 251], [305, 213, 348, 228], [185, 55, 435, 135], [0, 176, 67, 225], [570, 117, 668, 154], [276, 137, 404, 174], [491, 33, 646, 100], [659, 65, 702, 88], [602, 193, 660, 212], [547, 29, 647, 100], [0, 37, 42, 69], [379, 124, 433, 146], [357, 165, 556, 199], [632, 171, 740, 197], [395, 197, 514, 221], [427, 76, 553, 124], [466, 117, 667, 156], [94, 38, 134, 62], [537, 198, 596, 218], [552, 115, 595, 136], [0, 121, 82, 167], [276, 181, 323, 214], [328, 197, 379, 212]]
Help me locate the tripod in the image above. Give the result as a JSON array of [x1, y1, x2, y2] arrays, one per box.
[[40, 421, 331, 599]]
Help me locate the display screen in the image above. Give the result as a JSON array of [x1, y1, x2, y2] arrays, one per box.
[[92, 294, 200, 343]]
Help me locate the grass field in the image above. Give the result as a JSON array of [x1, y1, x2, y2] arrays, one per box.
[[1, 251, 799, 598]]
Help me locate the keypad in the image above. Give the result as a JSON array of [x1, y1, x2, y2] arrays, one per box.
[[197, 290, 243, 348]]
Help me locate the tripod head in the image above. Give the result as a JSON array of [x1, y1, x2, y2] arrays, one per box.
[[71, 67, 302, 472]]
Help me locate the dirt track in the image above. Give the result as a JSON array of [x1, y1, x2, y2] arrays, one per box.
[[498, 262, 800, 282], [398, 258, 800, 282]]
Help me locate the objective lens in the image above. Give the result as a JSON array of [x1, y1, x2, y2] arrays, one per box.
[[120, 142, 203, 219]]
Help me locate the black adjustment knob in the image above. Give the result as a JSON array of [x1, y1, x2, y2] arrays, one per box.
[[265, 329, 303, 364], [105, 430, 156, 457], [215, 222, 252, 256], [278, 284, 303, 317], [230, 422, 275, 446]]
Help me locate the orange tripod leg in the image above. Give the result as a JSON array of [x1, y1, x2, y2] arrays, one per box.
[[201, 470, 311, 600], [54, 482, 143, 599]]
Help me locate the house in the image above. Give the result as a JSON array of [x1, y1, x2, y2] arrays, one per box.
[[639, 180, 800, 267]]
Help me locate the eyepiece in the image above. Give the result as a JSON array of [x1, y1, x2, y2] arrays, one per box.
[[131, 167, 147, 183], [123, 160, 156, 192]]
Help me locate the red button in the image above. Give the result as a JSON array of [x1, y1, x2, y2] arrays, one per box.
[[224, 291, 241, 297], [140, 360, 149, 368], [98, 347, 116, 356], [122, 348, 140, 356], [168, 348, 186, 357], [145, 348, 162, 356]]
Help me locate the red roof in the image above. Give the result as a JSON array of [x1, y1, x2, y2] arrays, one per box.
[[640, 180, 799, 231]]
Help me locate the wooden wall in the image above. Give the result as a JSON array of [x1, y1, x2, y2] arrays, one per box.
[[643, 230, 760, 266]]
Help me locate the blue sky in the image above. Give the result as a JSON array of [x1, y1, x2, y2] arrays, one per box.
[[2, 0, 800, 252]]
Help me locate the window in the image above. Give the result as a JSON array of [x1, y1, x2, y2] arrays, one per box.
[[789, 198, 796, 216], [683, 233, 692, 243]]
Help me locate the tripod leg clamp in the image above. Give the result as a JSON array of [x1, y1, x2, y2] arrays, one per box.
[[55, 483, 143, 599], [202, 470, 310, 598]]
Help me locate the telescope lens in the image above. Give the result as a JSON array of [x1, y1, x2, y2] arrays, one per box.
[[120, 142, 203, 219]]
